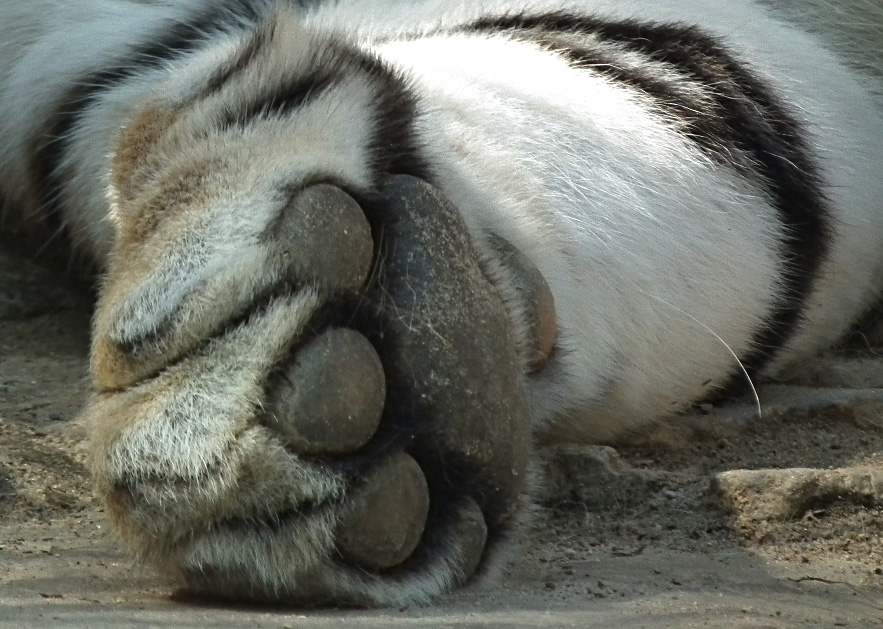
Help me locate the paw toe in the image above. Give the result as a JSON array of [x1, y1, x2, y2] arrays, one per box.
[[490, 235, 557, 371], [264, 328, 385, 455], [276, 184, 374, 290], [337, 451, 429, 570], [447, 497, 489, 586]]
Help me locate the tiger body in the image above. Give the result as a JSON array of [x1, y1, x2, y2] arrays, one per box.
[[1, 0, 881, 605]]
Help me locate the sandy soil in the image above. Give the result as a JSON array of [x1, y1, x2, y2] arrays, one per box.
[[1, 249, 882, 628]]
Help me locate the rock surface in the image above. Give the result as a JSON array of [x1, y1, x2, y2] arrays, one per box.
[[714, 465, 883, 523]]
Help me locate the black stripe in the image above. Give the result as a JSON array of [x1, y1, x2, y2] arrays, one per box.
[[30, 0, 269, 233], [529, 37, 730, 158], [358, 54, 432, 181], [468, 14, 788, 171], [300, 45, 432, 184], [214, 41, 431, 181], [200, 19, 275, 99], [468, 12, 830, 389], [216, 70, 337, 130]]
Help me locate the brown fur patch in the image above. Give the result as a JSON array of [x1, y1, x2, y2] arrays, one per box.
[[111, 103, 181, 204], [117, 156, 227, 247]]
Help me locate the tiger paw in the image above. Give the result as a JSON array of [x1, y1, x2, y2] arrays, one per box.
[[86, 175, 544, 605]]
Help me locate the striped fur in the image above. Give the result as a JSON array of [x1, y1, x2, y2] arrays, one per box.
[[1, 0, 881, 606], [465, 13, 832, 392]]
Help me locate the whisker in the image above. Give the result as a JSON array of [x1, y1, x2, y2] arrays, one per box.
[[644, 292, 762, 419]]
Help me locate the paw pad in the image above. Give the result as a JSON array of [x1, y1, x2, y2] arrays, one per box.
[[274, 184, 374, 291], [337, 451, 430, 570], [89, 175, 538, 606], [265, 328, 385, 455]]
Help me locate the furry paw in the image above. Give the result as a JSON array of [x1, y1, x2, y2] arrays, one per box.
[[85, 175, 545, 605]]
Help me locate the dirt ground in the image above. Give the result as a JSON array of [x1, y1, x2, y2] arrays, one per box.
[[1, 250, 882, 628]]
